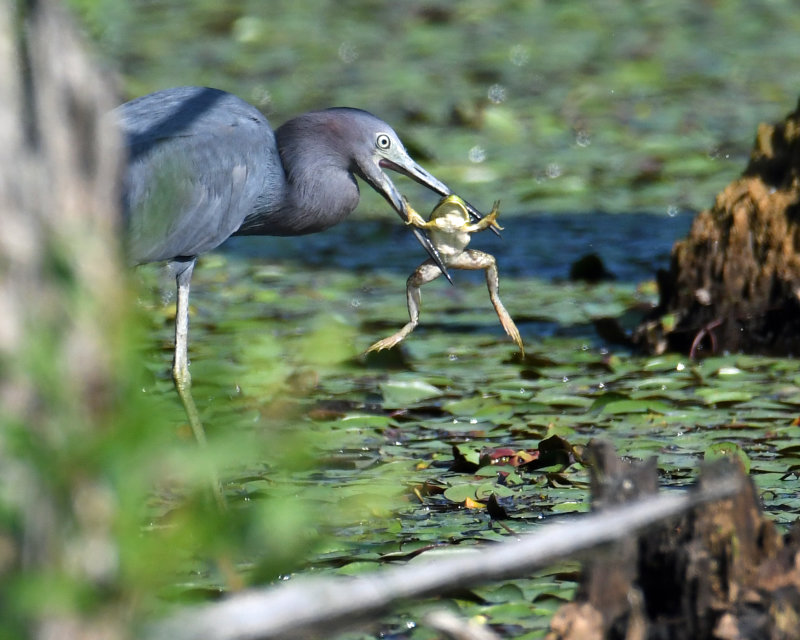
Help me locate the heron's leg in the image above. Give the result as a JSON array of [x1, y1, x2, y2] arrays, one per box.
[[448, 250, 524, 356], [172, 258, 206, 443], [366, 260, 443, 353], [171, 258, 226, 509]]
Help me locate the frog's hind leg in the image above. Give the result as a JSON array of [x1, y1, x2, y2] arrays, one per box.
[[365, 260, 444, 353], [450, 250, 525, 356]]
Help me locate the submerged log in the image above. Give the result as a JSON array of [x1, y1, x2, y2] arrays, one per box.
[[634, 98, 800, 356], [547, 441, 800, 640]]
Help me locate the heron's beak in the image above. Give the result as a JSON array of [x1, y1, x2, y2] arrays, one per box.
[[359, 156, 454, 282], [379, 154, 499, 236]]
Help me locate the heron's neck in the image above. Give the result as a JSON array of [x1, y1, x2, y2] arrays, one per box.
[[281, 154, 361, 234], [236, 133, 360, 237]]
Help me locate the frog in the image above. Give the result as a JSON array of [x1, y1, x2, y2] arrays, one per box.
[[365, 194, 524, 356]]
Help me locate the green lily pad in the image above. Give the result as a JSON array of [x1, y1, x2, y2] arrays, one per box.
[[379, 379, 443, 408], [704, 441, 751, 473], [696, 389, 754, 405]]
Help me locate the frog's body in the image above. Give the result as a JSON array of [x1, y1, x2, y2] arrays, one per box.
[[366, 195, 524, 355], [423, 199, 474, 259]]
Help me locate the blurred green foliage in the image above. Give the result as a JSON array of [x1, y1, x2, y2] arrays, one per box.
[[71, 0, 800, 213]]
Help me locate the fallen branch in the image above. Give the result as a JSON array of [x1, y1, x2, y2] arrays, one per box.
[[148, 467, 743, 640]]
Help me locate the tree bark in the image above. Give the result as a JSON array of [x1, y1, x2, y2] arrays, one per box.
[[635, 98, 800, 356], [0, 1, 125, 637], [548, 442, 800, 640]]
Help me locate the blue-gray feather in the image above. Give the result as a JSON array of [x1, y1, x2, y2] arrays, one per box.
[[116, 87, 284, 263], [115, 87, 459, 277]]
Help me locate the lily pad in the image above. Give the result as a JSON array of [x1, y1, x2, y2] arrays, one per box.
[[704, 441, 751, 473], [379, 379, 443, 408]]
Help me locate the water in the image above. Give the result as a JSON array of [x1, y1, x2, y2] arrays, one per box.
[[224, 211, 693, 283]]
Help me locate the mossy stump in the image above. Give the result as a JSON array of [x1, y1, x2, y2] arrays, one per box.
[[635, 99, 800, 356], [547, 441, 800, 640]]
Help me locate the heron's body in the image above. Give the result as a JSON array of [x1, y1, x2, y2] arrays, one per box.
[[119, 87, 369, 264], [115, 87, 488, 474]]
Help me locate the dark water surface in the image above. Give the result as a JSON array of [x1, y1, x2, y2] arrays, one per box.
[[225, 211, 694, 283]]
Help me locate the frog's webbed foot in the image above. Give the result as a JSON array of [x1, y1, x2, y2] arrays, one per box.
[[401, 196, 432, 228], [496, 305, 525, 357], [364, 260, 443, 354], [365, 324, 416, 353], [464, 200, 503, 233]]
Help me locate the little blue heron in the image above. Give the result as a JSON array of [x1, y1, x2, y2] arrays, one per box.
[[115, 86, 487, 443]]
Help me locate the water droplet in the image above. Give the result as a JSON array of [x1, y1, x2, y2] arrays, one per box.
[[598, 382, 605, 389], [546, 163, 562, 179], [676, 362, 685, 371], [448, 353, 458, 361], [667, 205, 679, 218], [251, 86, 272, 111], [405, 621, 417, 630], [708, 147, 730, 160], [575, 129, 591, 147], [509, 44, 530, 66], [488, 83, 507, 104], [350, 297, 361, 308], [468, 145, 486, 163], [562, 376, 569, 383], [338, 41, 358, 63], [469, 418, 478, 424]]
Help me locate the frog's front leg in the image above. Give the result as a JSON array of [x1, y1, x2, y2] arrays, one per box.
[[448, 250, 524, 355], [401, 196, 435, 229], [463, 200, 503, 233], [365, 260, 444, 353]]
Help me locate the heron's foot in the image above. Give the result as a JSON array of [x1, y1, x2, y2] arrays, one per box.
[[173, 364, 227, 511], [365, 324, 416, 354]]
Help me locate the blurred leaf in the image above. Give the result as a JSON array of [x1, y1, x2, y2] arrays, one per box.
[[379, 378, 443, 407]]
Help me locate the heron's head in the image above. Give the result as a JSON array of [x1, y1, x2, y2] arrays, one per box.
[[278, 108, 488, 277]]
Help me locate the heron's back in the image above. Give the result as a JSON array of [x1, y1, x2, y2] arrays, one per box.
[[117, 87, 285, 264]]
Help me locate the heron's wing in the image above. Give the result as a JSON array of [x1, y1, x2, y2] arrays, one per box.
[[116, 88, 283, 264]]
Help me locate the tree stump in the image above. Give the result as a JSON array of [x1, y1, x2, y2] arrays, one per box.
[[634, 98, 800, 356], [547, 441, 800, 640]]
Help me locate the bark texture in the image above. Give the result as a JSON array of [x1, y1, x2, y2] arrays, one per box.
[[547, 441, 800, 640], [635, 99, 800, 355], [0, 1, 125, 638]]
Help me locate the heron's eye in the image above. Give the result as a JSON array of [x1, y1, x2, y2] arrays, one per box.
[[376, 134, 391, 150]]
